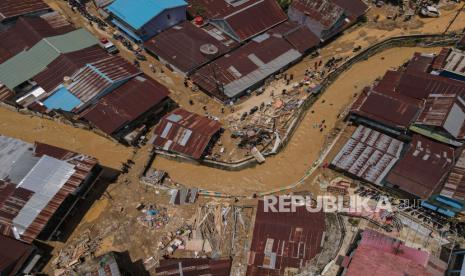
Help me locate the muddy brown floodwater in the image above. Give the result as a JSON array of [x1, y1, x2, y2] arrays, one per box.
[[153, 46, 443, 195], [0, 109, 131, 169]]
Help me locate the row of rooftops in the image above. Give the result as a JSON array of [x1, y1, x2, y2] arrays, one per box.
[[0, 135, 99, 244], [335, 44, 465, 211], [0, 11, 173, 141], [142, 0, 367, 101]]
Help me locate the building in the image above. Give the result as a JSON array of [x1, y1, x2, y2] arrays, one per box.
[[156, 258, 231, 275], [246, 199, 326, 274], [151, 108, 222, 159], [0, 0, 50, 23], [0, 27, 98, 91], [0, 136, 100, 243], [341, 229, 446, 276], [191, 32, 302, 101], [413, 93, 465, 142], [385, 135, 457, 199], [438, 48, 465, 82], [288, 0, 345, 41], [188, 0, 287, 42], [144, 21, 238, 75], [106, 0, 187, 42], [331, 125, 405, 186], [268, 21, 320, 54], [80, 75, 171, 139], [442, 149, 465, 201], [0, 234, 39, 276], [38, 55, 141, 113]]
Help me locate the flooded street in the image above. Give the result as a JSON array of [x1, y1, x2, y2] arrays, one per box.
[[153, 46, 443, 195], [0, 108, 131, 169]]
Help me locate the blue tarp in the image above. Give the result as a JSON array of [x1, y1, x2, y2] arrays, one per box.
[[107, 0, 187, 30], [43, 87, 82, 111]]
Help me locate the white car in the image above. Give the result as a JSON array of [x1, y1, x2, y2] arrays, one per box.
[[99, 38, 119, 54]]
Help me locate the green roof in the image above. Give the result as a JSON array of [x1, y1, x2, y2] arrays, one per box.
[[0, 29, 98, 90]]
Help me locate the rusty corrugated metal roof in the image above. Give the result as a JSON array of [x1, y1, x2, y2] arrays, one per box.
[[330, 0, 368, 19], [397, 71, 465, 100], [33, 45, 109, 93], [156, 258, 231, 275], [0, 233, 34, 275], [289, 0, 344, 28], [269, 21, 320, 53], [431, 48, 451, 71], [152, 108, 221, 159], [0, 16, 74, 63], [441, 149, 465, 200], [64, 55, 141, 105], [221, 0, 287, 41], [331, 125, 405, 185], [0, 137, 98, 243], [192, 34, 301, 100], [80, 75, 170, 135], [0, 0, 50, 22], [386, 135, 456, 199], [0, 83, 14, 102], [246, 200, 325, 274], [144, 21, 238, 74]]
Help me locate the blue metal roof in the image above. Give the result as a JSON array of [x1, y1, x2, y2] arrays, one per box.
[[43, 87, 82, 111], [107, 0, 187, 30]]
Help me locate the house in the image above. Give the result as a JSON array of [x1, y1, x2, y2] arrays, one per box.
[[413, 93, 465, 142], [80, 75, 171, 140], [0, 136, 101, 243], [0, 234, 39, 276], [331, 125, 405, 186], [385, 135, 457, 199], [0, 0, 50, 23], [151, 108, 222, 159], [144, 21, 238, 75], [187, 0, 287, 42], [106, 0, 187, 42], [246, 199, 325, 274], [191, 32, 302, 101], [288, 0, 346, 41], [341, 229, 446, 276], [438, 48, 465, 82], [268, 21, 320, 54]]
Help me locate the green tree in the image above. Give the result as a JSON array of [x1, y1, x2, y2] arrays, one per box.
[[277, 0, 292, 11]]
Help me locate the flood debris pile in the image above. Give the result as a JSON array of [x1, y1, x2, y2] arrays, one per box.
[[52, 230, 103, 275], [136, 204, 169, 229]]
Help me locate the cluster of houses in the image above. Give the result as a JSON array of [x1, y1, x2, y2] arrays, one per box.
[[332, 39, 465, 218], [0, 0, 369, 158]]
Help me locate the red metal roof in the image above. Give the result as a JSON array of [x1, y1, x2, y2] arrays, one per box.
[[144, 21, 238, 74], [415, 93, 465, 140], [386, 135, 456, 199], [269, 21, 320, 53], [246, 200, 325, 274], [351, 78, 422, 129], [0, 84, 14, 102], [80, 75, 170, 135], [397, 71, 465, 100], [0, 234, 34, 275], [290, 0, 344, 28], [431, 48, 451, 71], [405, 53, 434, 74], [345, 229, 433, 276], [441, 149, 465, 200], [222, 0, 287, 41], [65, 55, 141, 105], [188, 0, 286, 41], [0, 0, 49, 22], [330, 0, 368, 19], [192, 34, 300, 100], [0, 16, 74, 63], [33, 45, 109, 93], [0, 141, 98, 243], [156, 258, 231, 275], [152, 108, 221, 159], [331, 125, 404, 185]]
